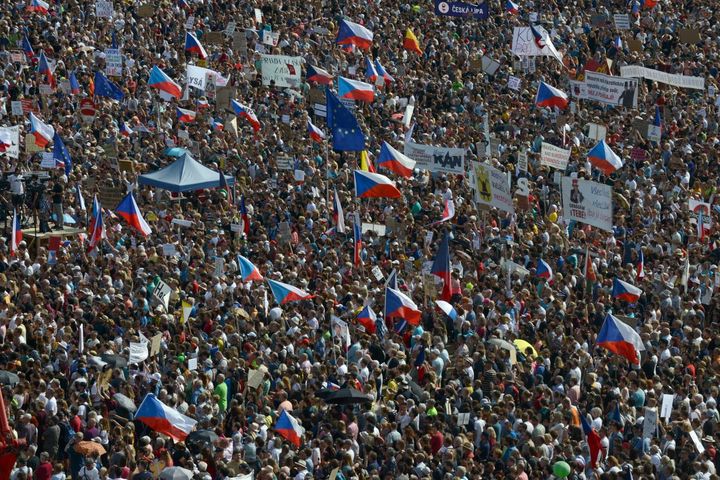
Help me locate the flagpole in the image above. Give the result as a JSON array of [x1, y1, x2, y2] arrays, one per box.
[[325, 142, 330, 225]]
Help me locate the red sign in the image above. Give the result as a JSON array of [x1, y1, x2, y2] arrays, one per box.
[[80, 98, 96, 118]]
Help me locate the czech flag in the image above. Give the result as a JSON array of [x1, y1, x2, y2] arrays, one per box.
[[375, 59, 394, 85], [231, 100, 261, 132], [535, 82, 569, 110], [27, 0, 49, 13], [210, 118, 224, 132], [356, 306, 377, 334], [438, 199, 456, 224], [120, 121, 133, 137], [0, 130, 12, 153], [505, 0, 520, 14], [306, 65, 333, 85], [148, 65, 182, 99], [587, 140, 624, 175], [584, 247, 597, 282], [237, 254, 263, 282], [38, 52, 55, 88], [88, 195, 100, 234], [385, 287, 421, 326], [184, 32, 207, 59], [403, 28, 422, 54], [115, 192, 152, 237], [87, 206, 104, 253], [274, 410, 304, 448], [354, 170, 402, 199], [10, 210, 22, 255], [22, 36, 34, 58], [135, 394, 198, 442], [636, 248, 645, 280], [643, 0, 658, 8], [580, 411, 602, 468], [69, 71, 81, 95], [596, 313, 644, 365], [308, 120, 325, 143], [353, 212, 363, 266], [338, 77, 374, 103], [377, 141, 416, 178], [530, 24, 547, 49], [431, 233, 452, 301], [336, 19, 374, 50], [536, 259, 553, 280], [240, 196, 250, 235], [612, 278, 642, 302], [267, 279, 314, 304], [333, 188, 346, 234], [365, 57, 378, 83], [29, 112, 54, 148], [176, 107, 197, 123], [435, 300, 457, 321]]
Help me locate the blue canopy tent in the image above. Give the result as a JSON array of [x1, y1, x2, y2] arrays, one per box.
[[138, 153, 235, 192]]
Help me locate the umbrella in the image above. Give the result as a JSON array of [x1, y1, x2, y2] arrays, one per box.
[[88, 356, 108, 369], [74, 441, 106, 456], [487, 338, 514, 352], [0, 371, 19, 386], [112, 393, 137, 413], [101, 354, 127, 368], [314, 388, 338, 399], [513, 339, 538, 357], [185, 430, 218, 453], [323, 387, 374, 405], [163, 147, 189, 158], [159, 467, 193, 480]]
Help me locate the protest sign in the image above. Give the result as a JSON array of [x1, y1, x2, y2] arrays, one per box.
[[585, 71, 638, 108], [137, 4, 153, 17], [473, 162, 514, 214], [204, 32, 224, 45], [562, 177, 613, 231], [679, 29, 701, 44], [540, 142, 571, 170], [507, 75, 521, 91], [587, 123, 607, 141], [153, 279, 172, 310], [620, 65, 705, 90], [434, 0, 489, 19], [689, 199, 712, 232], [186, 64, 213, 90], [331, 316, 351, 348], [643, 408, 658, 439], [104, 48, 122, 76], [128, 342, 148, 365], [0, 126, 20, 159], [481, 56, 501, 75], [613, 14, 630, 30], [627, 39, 643, 52], [95, 0, 114, 18], [260, 54, 302, 88], [511, 26, 552, 57], [661, 394, 674, 423], [403, 141, 465, 175], [517, 150, 528, 172], [262, 30, 280, 47]]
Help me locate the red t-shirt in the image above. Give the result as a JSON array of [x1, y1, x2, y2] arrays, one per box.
[[35, 462, 52, 480], [430, 431, 444, 455]]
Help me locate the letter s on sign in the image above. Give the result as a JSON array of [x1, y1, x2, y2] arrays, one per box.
[[515, 178, 529, 197]]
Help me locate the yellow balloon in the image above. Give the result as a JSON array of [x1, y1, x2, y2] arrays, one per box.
[[548, 212, 558, 222]]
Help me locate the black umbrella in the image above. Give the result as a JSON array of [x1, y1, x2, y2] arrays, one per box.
[[0, 371, 19, 386], [186, 430, 218, 453], [113, 393, 137, 413], [323, 387, 373, 405], [101, 354, 128, 368], [314, 388, 337, 399]]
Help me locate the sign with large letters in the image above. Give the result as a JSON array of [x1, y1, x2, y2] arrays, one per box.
[[403, 141, 466, 174], [434, 0, 489, 19]]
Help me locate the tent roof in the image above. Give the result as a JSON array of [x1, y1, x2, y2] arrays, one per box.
[[138, 153, 235, 193]]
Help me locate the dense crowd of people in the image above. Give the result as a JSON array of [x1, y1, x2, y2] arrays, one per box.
[[0, 0, 718, 479]]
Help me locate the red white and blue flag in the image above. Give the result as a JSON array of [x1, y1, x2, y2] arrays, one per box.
[[69, 71, 81, 95], [176, 107, 197, 123], [135, 394, 198, 441], [587, 140, 624, 175], [240, 196, 250, 235], [184, 32, 208, 59], [267, 279, 314, 304], [338, 77, 375, 103], [597, 313, 644, 365], [120, 121, 133, 137], [148, 65, 182, 99], [536, 259, 553, 280], [10, 210, 21, 255], [237, 254, 263, 282], [231, 100, 261, 132], [356, 305, 377, 334], [87, 205, 105, 253], [365, 57, 378, 83], [535, 82, 569, 110], [306, 65, 334, 85], [636, 248, 645, 280], [375, 59, 394, 85], [115, 192, 152, 237], [385, 287, 421, 326], [505, 0, 520, 14], [88, 195, 101, 234], [38, 51, 55, 88], [377, 141, 416, 178], [354, 170, 401, 199], [612, 278, 643, 303], [274, 410, 304, 448], [580, 411, 602, 468], [333, 188, 346, 234], [29, 112, 54, 148], [336, 19, 374, 50], [431, 233, 452, 301], [22, 36, 34, 58], [27, 0, 49, 14], [308, 120, 325, 143]]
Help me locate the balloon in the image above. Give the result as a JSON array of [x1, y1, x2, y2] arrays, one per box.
[[219, 189, 228, 198], [553, 461, 571, 478], [178, 355, 185, 363]]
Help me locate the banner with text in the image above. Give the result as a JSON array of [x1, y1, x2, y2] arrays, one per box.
[[434, 0, 489, 19], [261, 54, 302, 88], [540, 142, 571, 170], [585, 71, 638, 108], [404, 141, 466, 175], [473, 162, 514, 213], [562, 177, 613, 231], [620, 65, 705, 90]]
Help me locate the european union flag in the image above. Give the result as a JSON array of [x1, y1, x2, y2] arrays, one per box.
[[93, 71, 124, 101], [326, 88, 365, 151], [52, 133, 72, 176]]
